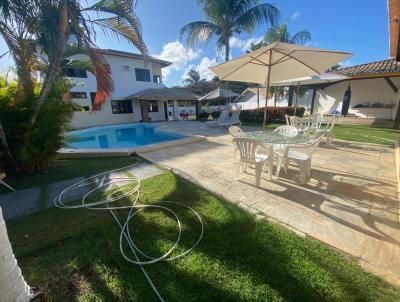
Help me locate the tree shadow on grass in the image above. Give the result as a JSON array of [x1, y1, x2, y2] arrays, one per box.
[[9, 172, 400, 302]]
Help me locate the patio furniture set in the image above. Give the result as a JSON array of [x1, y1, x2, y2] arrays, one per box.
[[231, 114, 338, 186]]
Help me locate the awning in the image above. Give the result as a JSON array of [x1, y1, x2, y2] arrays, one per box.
[[270, 73, 349, 87], [126, 88, 199, 101], [199, 87, 239, 101]]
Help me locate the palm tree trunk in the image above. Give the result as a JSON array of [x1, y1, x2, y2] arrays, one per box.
[[30, 3, 69, 126], [225, 36, 230, 62], [0, 119, 20, 175]]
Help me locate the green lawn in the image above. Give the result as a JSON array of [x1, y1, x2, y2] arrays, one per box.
[[242, 121, 400, 146], [6, 167, 400, 301]]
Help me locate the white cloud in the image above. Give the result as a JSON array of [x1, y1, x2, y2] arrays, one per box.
[[290, 11, 301, 21], [229, 36, 264, 53], [154, 41, 201, 80], [197, 57, 217, 80]]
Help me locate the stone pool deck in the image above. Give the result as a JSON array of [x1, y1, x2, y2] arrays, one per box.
[[142, 121, 400, 285]]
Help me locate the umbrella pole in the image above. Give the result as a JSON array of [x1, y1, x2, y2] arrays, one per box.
[[262, 51, 272, 129]]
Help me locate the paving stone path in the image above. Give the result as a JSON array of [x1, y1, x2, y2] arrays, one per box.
[[0, 163, 163, 221]]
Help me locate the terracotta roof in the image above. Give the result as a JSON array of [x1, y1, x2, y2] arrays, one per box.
[[332, 59, 400, 78], [388, 0, 400, 60], [99, 49, 171, 68]]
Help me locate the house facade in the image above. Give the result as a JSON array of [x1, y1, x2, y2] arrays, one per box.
[[64, 49, 171, 129]]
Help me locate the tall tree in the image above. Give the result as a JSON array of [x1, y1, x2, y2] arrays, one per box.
[[0, 0, 148, 125], [249, 22, 311, 51], [179, 0, 280, 61], [184, 69, 201, 85], [0, 0, 148, 174]]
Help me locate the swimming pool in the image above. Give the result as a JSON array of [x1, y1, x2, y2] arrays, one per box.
[[66, 124, 187, 149]]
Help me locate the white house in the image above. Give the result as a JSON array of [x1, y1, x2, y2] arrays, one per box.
[[232, 87, 313, 111], [64, 49, 172, 129]]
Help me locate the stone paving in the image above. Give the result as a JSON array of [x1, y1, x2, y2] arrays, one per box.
[[0, 163, 163, 220], [142, 121, 400, 285]]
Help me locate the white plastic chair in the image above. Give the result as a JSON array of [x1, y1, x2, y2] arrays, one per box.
[[310, 114, 324, 130], [206, 110, 229, 127], [229, 126, 243, 162], [289, 116, 309, 134], [274, 126, 298, 137], [233, 137, 273, 187], [284, 114, 291, 125], [281, 137, 322, 184], [313, 116, 337, 144]]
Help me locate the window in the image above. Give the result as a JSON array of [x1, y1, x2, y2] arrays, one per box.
[[147, 101, 159, 112], [153, 75, 161, 83], [177, 101, 195, 107], [111, 100, 133, 114], [135, 68, 151, 82], [70, 91, 87, 99], [122, 65, 130, 71], [61, 60, 88, 78]]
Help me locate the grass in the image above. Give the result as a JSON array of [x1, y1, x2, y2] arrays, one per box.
[[242, 121, 400, 146], [6, 166, 400, 301]]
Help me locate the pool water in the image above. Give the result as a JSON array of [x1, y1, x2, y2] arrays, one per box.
[[66, 124, 186, 149]]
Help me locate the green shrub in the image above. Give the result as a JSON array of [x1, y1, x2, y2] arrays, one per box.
[[198, 111, 210, 121], [0, 80, 73, 175], [210, 111, 221, 119], [240, 107, 305, 124]]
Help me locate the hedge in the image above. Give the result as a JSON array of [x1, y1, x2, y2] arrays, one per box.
[[240, 107, 305, 124]]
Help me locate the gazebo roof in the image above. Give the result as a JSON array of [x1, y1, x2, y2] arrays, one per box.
[[199, 87, 239, 101], [126, 88, 199, 101]]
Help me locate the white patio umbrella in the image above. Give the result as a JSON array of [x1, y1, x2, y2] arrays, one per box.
[[210, 42, 352, 127]]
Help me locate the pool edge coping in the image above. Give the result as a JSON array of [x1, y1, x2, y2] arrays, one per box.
[[57, 135, 206, 159]]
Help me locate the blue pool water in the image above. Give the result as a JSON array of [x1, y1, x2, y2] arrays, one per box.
[[66, 124, 186, 149]]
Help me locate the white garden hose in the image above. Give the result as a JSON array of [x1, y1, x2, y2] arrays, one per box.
[[54, 161, 204, 302]]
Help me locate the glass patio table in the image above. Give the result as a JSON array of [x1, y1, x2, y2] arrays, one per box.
[[239, 130, 314, 145]]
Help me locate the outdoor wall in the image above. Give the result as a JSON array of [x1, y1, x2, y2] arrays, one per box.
[[315, 77, 400, 119], [148, 100, 167, 121], [65, 53, 167, 128]]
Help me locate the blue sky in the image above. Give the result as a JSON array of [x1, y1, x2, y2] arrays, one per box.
[[0, 0, 389, 87]]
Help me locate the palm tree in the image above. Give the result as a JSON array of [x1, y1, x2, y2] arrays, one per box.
[[0, 0, 148, 125], [179, 0, 280, 61], [184, 69, 201, 85], [0, 0, 147, 174], [249, 22, 311, 51]]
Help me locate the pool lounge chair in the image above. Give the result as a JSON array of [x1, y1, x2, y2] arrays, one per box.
[[206, 110, 229, 127], [218, 111, 241, 128]]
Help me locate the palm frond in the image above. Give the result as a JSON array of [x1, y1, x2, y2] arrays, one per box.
[[234, 3, 280, 33], [179, 21, 220, 47], [86, 48, 114, 109], [92, 17, 147, 55], [84, 0, 147, 55], [290, 30, 312, 45]]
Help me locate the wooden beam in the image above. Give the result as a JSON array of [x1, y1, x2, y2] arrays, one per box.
[[384, 77, 399, 93]]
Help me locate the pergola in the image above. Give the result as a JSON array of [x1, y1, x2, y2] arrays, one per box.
[[126, 88, 199, 122]]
